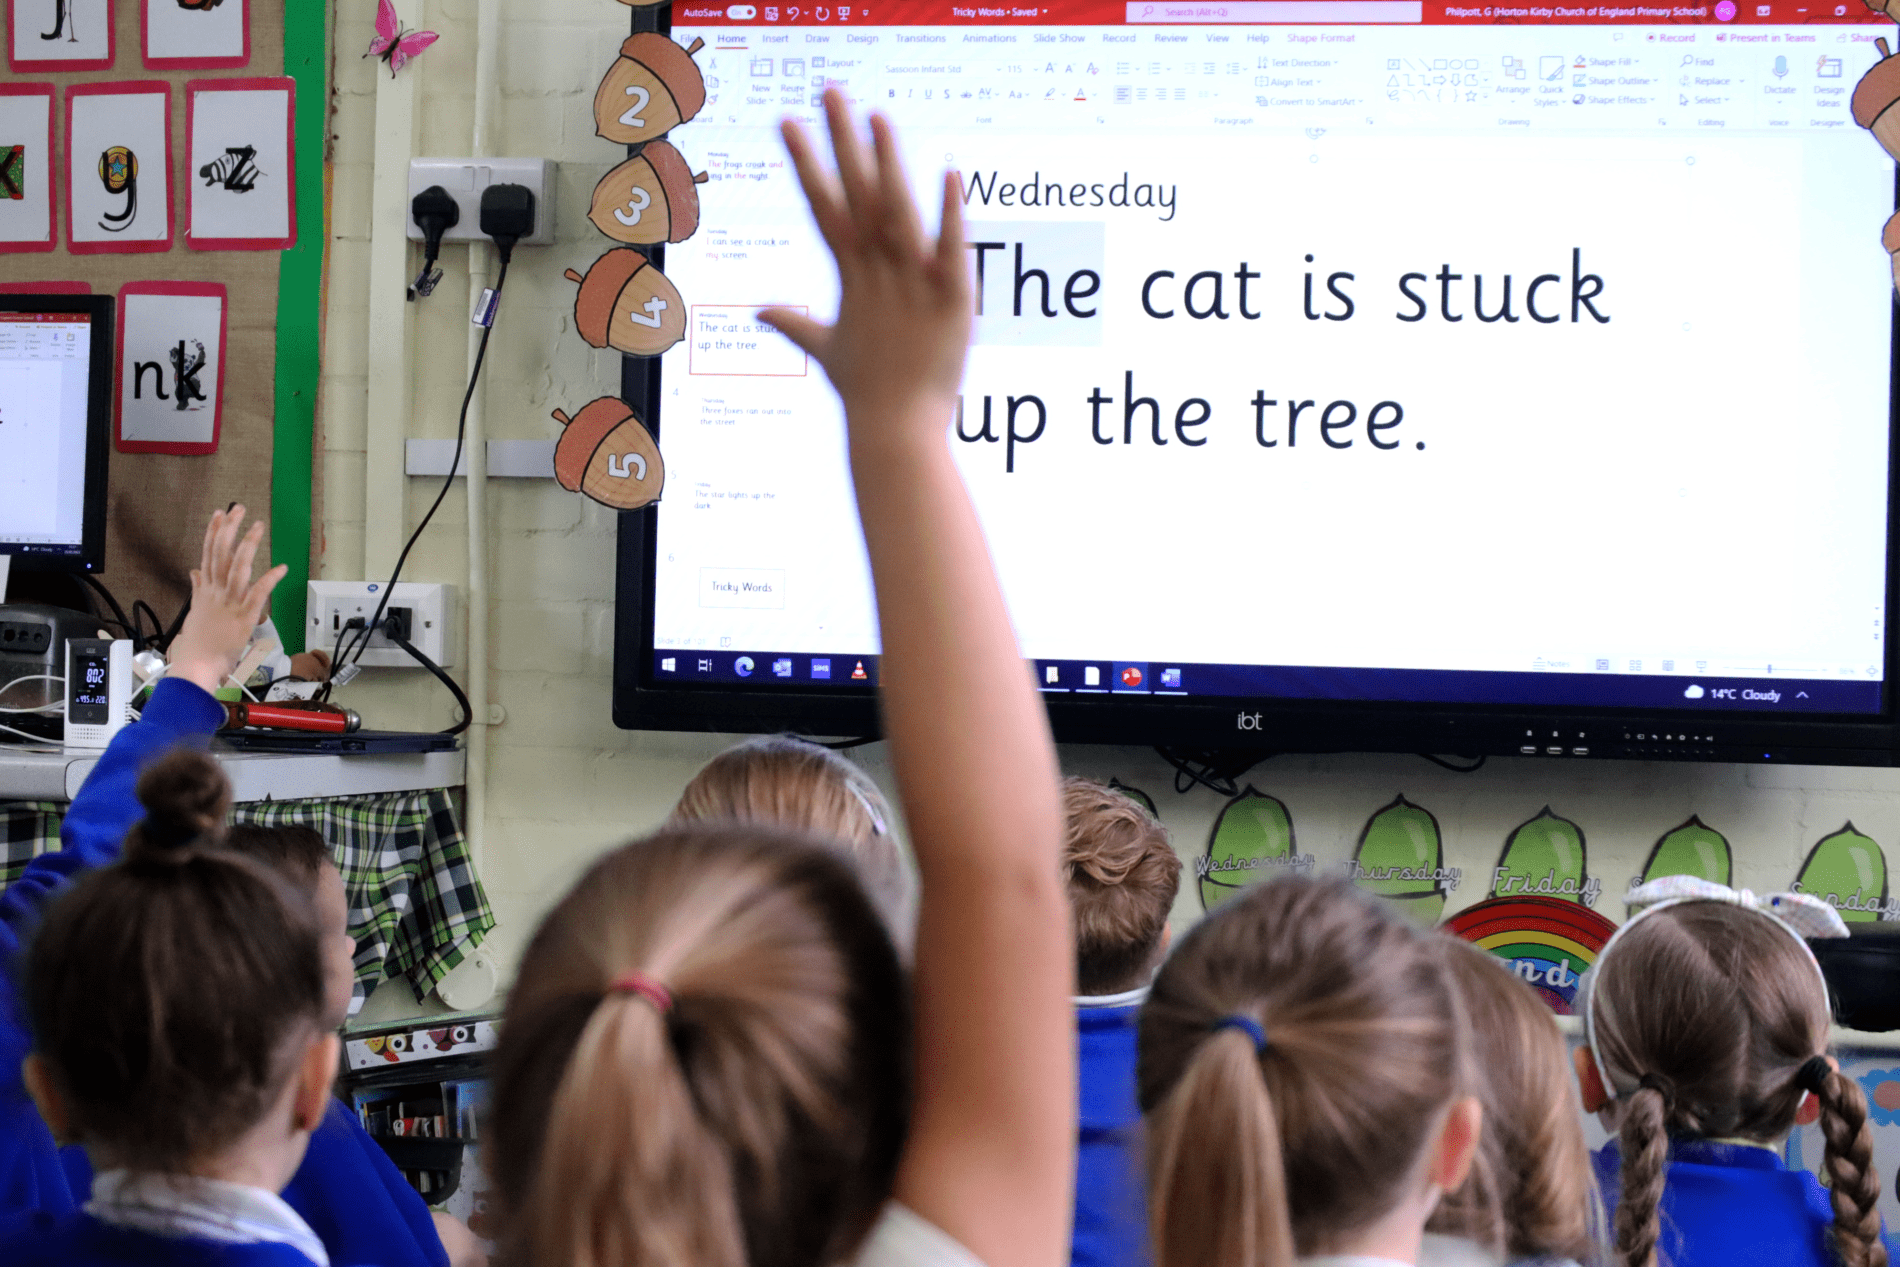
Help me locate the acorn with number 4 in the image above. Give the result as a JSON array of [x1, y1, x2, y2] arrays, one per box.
[[588, 144, 709, 245], [565, 248, 686, 357], [594, 35, 707, 145], [552, 396, 665, 511]]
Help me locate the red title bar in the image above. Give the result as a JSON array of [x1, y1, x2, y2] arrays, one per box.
[[0, 313, 90, 324], [677, 0, 1885, 22]]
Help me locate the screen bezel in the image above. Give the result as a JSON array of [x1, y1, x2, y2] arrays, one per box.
[[609, 16, 1900, 766], [0, 293, 114, 575]]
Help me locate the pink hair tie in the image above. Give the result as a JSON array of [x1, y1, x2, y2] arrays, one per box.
[[608, 972, 673, 1014]]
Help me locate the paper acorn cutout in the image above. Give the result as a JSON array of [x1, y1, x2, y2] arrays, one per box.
[[565, 248, 687, 357], [553, 396, 665, 510], [589, 145, 709, 245], [1853, 38, 1900, 160], [594, 35, 707, 146]]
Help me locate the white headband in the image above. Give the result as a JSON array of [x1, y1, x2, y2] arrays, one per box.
[[1577, 874, 1850, 1100], [847, 782, 888, 837]]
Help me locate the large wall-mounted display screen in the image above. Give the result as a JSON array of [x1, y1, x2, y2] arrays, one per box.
[[616, 2, 1900, 761]]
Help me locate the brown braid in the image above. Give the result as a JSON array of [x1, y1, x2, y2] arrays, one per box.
[[1816, 1067, 1888, 1267], [1614, 1084, 1670, 1267]]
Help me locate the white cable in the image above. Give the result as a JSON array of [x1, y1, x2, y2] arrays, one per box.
[[0, 703, 61, 714], [0, 674, 64, 692]]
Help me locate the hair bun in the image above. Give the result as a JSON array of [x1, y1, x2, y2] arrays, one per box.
[[127, 749, 231, 864]]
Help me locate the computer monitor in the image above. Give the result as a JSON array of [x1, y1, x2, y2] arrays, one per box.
[[0, 294, 112, 576], [613, 7, 1900, 765]]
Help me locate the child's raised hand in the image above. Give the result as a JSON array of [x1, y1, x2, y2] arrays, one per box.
[[759, 89, 972, 448], [167, 505, 288, 695]]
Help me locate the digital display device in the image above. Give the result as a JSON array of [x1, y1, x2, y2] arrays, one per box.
[[614, 3, 1900, 763], [0, 295, 113, 574]]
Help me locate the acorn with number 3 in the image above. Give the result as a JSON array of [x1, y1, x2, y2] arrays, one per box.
[[594, 35, 707, 145], [552, 396, 665, 511], [588, 144, 709, 245], [565, 248, 686, 357]]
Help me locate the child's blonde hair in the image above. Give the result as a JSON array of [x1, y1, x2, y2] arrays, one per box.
[[1060, 777, 1180, 994], [1429, 937, 1596, 1263], [1587, 901, 1884, 1267], [670, 735, 909, 932], [485, 823, 909, 1267], [1138, 875, 1468, 1267]]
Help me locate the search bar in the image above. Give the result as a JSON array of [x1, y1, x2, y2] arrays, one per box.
[[1125, 1, 1421, 18]]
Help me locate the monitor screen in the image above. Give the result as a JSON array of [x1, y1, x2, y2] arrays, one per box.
[[0, 297, 112, 571], [620, 4, 1900, 754]]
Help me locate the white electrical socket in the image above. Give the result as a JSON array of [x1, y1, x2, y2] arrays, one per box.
[[406, 158, 556, 246], [307, 581, 459, 669]]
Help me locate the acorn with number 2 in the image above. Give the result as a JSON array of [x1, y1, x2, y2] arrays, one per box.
[[594, 35, 707, 145], [552, 397, 665, 511], [565, 248, 686, 357], [588, 144, 709, 245]]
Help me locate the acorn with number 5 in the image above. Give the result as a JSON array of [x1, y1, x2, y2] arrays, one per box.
[[588, 144, 709, 245], [565, 248, 686, 357], [594, 35, 707, 145], [552, 396, 665, 511]]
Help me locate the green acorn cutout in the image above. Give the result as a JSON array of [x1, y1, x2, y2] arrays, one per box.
[[1795, 823, 1891, 923], [1492, 807, 1594, 905], [1200, 788, 1296, 912], [1641, 816, 1732, 887], [1108, 779, 1158, 819], [1352, 795, 1448, 927]]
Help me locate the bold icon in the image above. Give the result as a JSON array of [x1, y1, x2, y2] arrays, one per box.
[[0, 146, 22, 201], [566, 249, 687, 358], [1351, 795, 1450, 927], [735, 655, 755, 677], [1160, 668, 1181, 689], [850, 660, 868, 680], [366, 0, 439, 77], [661, 657, 676, 672], [811, 657, 831, 679], [772, 657, 792, 677], [1120, 666, 1143, 687], [1640, 815, 1731, 887], [199, 146, 260, 193], [1084, 666, 1100, 686], [1201, 787, 1299, 912], [594, 35, 708, 144], [588, 144, 709, 245], [551, 397, 665, 511], [1044, 665, 1059, 684], [98, 147, 138, 232]]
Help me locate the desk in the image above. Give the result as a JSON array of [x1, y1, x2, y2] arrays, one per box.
[[0, 745, 466, 803]]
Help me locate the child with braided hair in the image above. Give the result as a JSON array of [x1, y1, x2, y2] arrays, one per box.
[[1576, 876, 1892, 1267]]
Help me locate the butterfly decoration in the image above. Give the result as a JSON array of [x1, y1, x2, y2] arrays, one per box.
[[365, 0, 438, 78]]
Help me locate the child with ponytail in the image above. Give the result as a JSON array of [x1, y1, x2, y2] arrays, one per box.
[[1139, 875, 1484, 1267], [1423, 938, 1598, 1267], [485, 90, 1072, 1267], [1577, 876, 1889, 1267]]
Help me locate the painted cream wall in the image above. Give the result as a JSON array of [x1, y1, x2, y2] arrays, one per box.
[[316, 0, 1900, 1018]]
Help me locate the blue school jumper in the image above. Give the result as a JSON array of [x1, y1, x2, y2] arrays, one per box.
[[0, 1211, 336, 1267], [0, 677, 448, 1267], [1074, 993, 1152, 1267], [1593, 1138, 1900, 1267]]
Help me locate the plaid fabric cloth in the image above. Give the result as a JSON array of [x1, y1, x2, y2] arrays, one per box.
[[0, 791, 493, 1014], [235, 791, 494, 1013], [0, 802, 64, 888]]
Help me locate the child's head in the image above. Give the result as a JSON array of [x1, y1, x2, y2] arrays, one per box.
[[226, 823, 356, 1024], [1579, 897, 1884, 1267], [23, 750, 337, 1183], [1428, 937, 1596, 1263], [486, 823, 909, 1267], [1060, 777, 1181, 994], [1138, 874, 1480, 1267], [670, 735, 909, 932]]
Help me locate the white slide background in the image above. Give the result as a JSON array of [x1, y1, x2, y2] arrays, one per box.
[[0, 359, 65, 540]]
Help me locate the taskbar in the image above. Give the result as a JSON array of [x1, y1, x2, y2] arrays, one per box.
[[653, 650, 1883, 713]]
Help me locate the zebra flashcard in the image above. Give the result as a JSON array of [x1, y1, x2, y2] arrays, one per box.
[[185, 77, 293, 250]]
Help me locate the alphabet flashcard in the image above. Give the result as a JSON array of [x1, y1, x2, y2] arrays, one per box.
[[185, 77, 293, 250], [115, 281, 226, 454], [67, 81, 171, 253], [0, 83, 56, 252], [142, 0, 245, 68], [8, 0, 111, 72]]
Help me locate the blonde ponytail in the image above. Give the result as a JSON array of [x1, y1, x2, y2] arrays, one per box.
[[488, 826, 909, 1267], [1147, 1024, 1293, 1267]]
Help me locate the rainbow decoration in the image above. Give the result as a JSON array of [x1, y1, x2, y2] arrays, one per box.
[[1442, 894, 1620, 1015]]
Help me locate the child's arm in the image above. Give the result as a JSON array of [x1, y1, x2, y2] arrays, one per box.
[[761, 93, 1073, 1267]]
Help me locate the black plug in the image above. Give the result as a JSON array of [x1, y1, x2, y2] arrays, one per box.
[[478, 183, 536, 267], [409, 185, 460, 301], [381, 606, 413, 642]]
